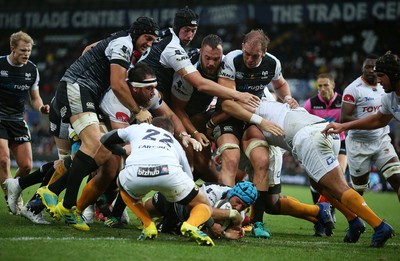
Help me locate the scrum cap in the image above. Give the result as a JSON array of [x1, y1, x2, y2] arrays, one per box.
[[375, 51, 400, 82], [130, 16, 159, 40], [173, 7, 199, 34], [227, 181, 258, 207]]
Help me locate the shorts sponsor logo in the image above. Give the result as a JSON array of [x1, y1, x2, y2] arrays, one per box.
[[60, 106, 67, 118], [138, 165, 169, 177], [325, 156, 336, 166]]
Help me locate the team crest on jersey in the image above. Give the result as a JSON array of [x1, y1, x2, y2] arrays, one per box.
[[343, 94, 355, 103], [175, 50, 182, 55], [236, 71, 244, 79], [25, 72, 32, 80], [116, 112, 129, 122]]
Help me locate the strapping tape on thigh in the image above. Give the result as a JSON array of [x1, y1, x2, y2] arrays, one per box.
[[244, 140, 269, 159]]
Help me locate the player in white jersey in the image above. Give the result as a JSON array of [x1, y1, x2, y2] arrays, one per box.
[[145, 181, 258, 240], [325, 51, 400, 203], [340, 55, 399, 197], [100, 116, 214, 246], [221, 98, 394, 247]]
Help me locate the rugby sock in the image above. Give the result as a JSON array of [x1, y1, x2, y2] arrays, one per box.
[[18, 161, 53, 190], [341, 188, 381, 228], [63, 150, 98, 209], [187, 203, 211, 227], [41, 164, 56, 187], [320, 189, 357, 221], [120, 190, 152, 227], [48, 157, 71, 185], [110, 192, 127, 219], [77, 178, 103, 212], [279, 197, 318, 223], [310, 186, 320, 204], [48, 170, 69, 195], [253, 190, 267, 223]]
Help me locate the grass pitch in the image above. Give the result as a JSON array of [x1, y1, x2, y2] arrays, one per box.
[[0, 179, 399, 261]]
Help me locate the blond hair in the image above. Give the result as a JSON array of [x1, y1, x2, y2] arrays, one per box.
[[10, 31, 34, 48], [243, 29, 270, 51]]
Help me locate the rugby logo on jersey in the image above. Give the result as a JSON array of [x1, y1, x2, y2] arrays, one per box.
[[25, 72, 32, 80], [0, 70, 8, 77], [343, 94, 355, 103], [116, 112, 129, 123]]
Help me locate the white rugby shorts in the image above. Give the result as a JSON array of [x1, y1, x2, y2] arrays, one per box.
[[118, 164, 196, 202], [346, 134, 397, 177], [292, 123, 340, 182]]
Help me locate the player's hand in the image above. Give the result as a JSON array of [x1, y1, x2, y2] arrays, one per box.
[[209, 223, 225, 239], [259, 119, 284, 136], [321, 122, 345, 136], [224, 226, 245, 240], [135, 109, 153, 123], [283, 96, 299, 109], [39, 104, 50, 114], [182, 136, 202, 152], [239, 93, 260, 108], [193, 132, 210, 147]]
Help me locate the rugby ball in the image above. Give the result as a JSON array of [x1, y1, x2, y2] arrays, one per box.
[[214, 199, 233, 230]]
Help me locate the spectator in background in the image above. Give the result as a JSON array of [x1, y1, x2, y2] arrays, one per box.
[[0, 31, 50, 215]]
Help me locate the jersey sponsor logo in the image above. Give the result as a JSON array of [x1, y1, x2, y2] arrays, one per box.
[[175, 50, 182, 55], [115, 112, 129, 122], [219, 71, 234, 79], [361, 105, 381, 113], [238, 84, 266, 92], [176, 55, 189, 62], [121, 45, 128, 54], [0, 70, 8, 76], [14, 84, 30, 91], [364, 97, 375, 101], [343, 94, 355, 103], [137, 165, 169, 177]]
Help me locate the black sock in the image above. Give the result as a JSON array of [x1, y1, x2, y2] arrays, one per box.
[[310, 190, 320, 204], [253, 191, 267, 223], [63, 150, 98, 209], [18, 161, 54, 190], [111, 192, 127, 219], [48, 169, 69, 195]]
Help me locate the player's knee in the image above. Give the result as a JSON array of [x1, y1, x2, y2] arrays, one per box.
[[0, 155, 10, 169]]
